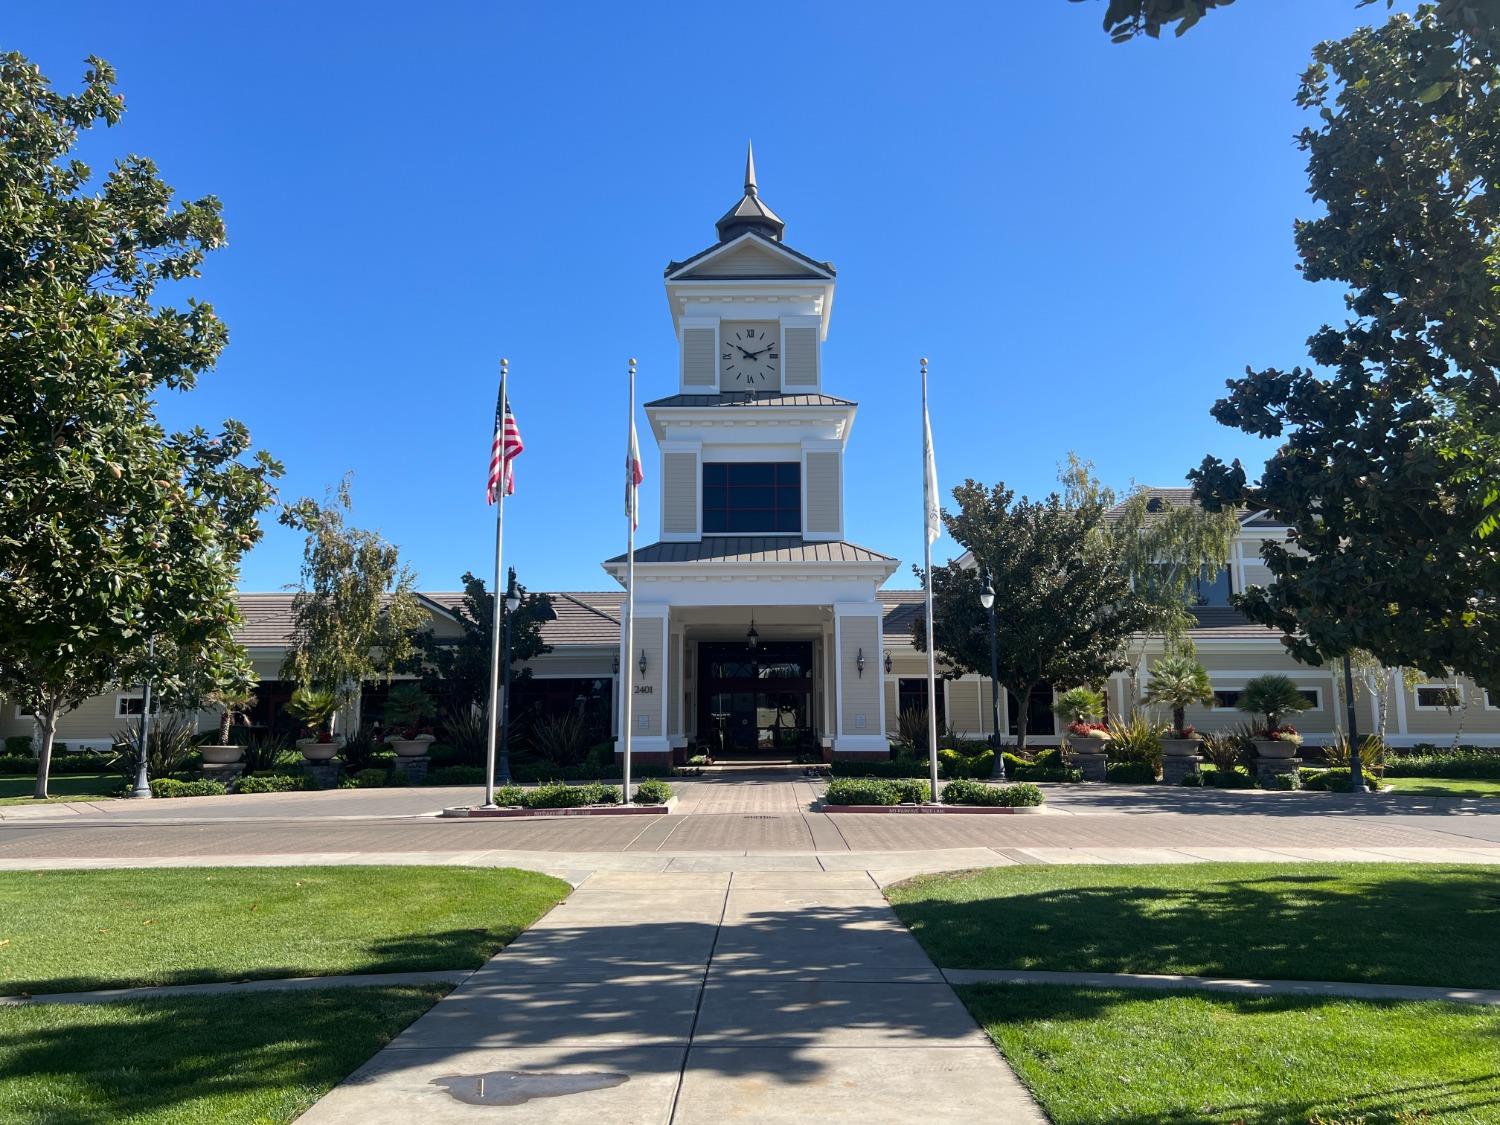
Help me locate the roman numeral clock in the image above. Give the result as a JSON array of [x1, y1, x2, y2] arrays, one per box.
[[720, 321, 779, 385]]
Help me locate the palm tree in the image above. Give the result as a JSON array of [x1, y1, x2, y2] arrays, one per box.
[[1238, 674, 1312, 735], [1143, 654, 1214, 736]]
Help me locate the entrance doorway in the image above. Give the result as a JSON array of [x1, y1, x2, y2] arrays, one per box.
[[697, 641, 815, 757]]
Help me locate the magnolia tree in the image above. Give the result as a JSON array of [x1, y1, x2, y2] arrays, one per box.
[[916, 476, 1150, 770], [279, 478, 425, 731], [0, 54, 281, 798]]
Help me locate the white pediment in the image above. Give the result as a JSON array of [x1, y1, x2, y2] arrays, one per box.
[[669, 234, 832, 281]]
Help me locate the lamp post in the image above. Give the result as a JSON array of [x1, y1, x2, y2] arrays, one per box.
[[129, 637, 155, 799], [980, 569, 1005, 782], [497, 567, 557, 785]]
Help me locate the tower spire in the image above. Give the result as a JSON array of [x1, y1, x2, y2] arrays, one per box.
[[716, 141, 784, 243], [744, 140, 758, 196]]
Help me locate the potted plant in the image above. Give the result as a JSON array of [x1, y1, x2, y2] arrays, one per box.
[[1143, 653, 1214, 758], [199, 684, 257, 765], [1237, 675, 1312, 759], [383, 683, 436, 757], [1054, 686, 1109, 756], [287, 686, 341, 761]]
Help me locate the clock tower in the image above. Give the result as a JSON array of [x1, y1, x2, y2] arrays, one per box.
[[603, 145, 896, 764]]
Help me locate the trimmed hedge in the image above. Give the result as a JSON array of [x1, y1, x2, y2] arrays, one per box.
[[425, 765, 486, 786], [940, 779, 1045, 807], [831, 758, 933, 779], [493, 781, 623, 809], [1383, 748, 1500, 779], [236, 774, 307, 794], [632, 778, 674, 805], [1301, 767, 1383, 793], [1105, 761, 1158, 784], [1178, 771, 1205, 787], [824, 777, 932, 806], [0, 750, 115, 775], [149, 778, 225, 798], [1203, 765, 1256, 789]]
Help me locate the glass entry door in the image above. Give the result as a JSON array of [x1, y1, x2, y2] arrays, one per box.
[[698, 641, 815, 756]]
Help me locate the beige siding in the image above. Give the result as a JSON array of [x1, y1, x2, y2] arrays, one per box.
[[884, 680, 899, 734], [661, 450, 698, 534], [838, 615, 880, 735], [682, 327, 716, 387], [1241, 562, 1274, 588], [783, 326, 818, 386], [948, 677, 982, 736], [805, 452, 840, 535], [686, 240, 807, 278], [625, 617, 667, 739], [669, 632, 683, 737], [1183, 655, 1338, 736]]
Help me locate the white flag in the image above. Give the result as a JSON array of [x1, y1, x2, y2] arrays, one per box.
[[923, 397, 941, 544], [626, 414, 644, 530]]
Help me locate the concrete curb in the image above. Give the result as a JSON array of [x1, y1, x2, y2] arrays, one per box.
[[0, 969, 472, 1007], [821, 803, 1047, 814], [942, 968, 1500, 1007]]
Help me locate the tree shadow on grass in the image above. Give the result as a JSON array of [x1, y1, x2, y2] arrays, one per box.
[[957, 983, 1500, 1125], [0, 985, 445, 1124], [890, 866, 1500, 989]]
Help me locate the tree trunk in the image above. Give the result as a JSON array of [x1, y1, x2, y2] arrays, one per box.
[[1173, 705, 1186, 734], [1014, 684, 1034, 758], [33, 701, 59, 800], [218, 709, 232, 744]]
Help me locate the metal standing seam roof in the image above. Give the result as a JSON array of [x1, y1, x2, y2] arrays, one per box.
[[645, 391, 856, 409], [604, 537, 896, 566]]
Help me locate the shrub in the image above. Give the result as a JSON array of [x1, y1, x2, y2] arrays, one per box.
[[1201, 730, 1250, 775], [426, 765, 486, 786], [1106, 761, 1158, 783], [999, 751, 1081, 782], [435, 706, 488, 766], [241, 733, 296, 775], [350, 768, 391, 788], [896, 707, 955, 752], [1178, 771, 1205, 787], [383, 683, 435, 737], [825, 778, 896, 806], [111, 712, 198, 785], [4, 735, 34, 755], [632, 778, 674, 805], [939, 747, 994, 779], [1300, 767, 1382, 793], [1383, 747, 1500, 779], [492, 784, 527, 806], [529, 710, 596, 769], [340, 726, 384, 773], [524, 781, 621, 809], [1105, 712, 1167, 772], [1204, 764, 1255, 788], [1268, 771, 1302, 790], [941, 778, 1044, 806], [236, 773, 307, 794], [150, 778, 226, 798], [1321, 733, 1386, 774], [832, 758, 931, 779]]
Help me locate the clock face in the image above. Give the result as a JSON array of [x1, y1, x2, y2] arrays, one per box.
[[720, 323, 779, 387]]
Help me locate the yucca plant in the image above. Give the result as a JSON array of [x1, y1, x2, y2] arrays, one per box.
[[529, 710, 593, 768], [896, 707, 956, 752], [1238, 675, 1312, 737], [1105, 711, 1167, 773], [111, 712, 198, 783], [1324, 733, 1387, 775], [1143, 654, 1213, 737]]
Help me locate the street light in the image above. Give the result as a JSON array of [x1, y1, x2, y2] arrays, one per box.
[[497, 567, 556, 784], [979, 568, 1005, 781]]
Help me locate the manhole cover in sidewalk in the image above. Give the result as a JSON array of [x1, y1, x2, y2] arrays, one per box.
[[433, 1070, 628, 1106]]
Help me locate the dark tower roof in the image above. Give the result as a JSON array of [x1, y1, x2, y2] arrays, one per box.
[[714, 141, 786, 243]]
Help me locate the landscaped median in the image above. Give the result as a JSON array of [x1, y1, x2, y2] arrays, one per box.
[[821, 776, 1046, 813], [442, 777, 676, 817], [885, 862, 1500, 1123], [0, 865, 570, 1123]]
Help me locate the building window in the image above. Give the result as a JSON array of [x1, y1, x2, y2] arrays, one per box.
[[1007, 688, 1056, 737], [1415, 685, 1464, 710], [12, 705, 33, 720], [115, 695, 151, 718], [1192, 566, 1233, 607], [702, 462, 801, 534], [1213, 687, 1320, 710], [897, 678, 944, 723]]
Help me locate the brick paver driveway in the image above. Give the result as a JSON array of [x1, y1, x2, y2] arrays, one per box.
[[2, 776, 1497, 868]]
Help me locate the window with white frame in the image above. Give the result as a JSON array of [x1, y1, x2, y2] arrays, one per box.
[[114, 695, 154, 718], [12, 704, 33, 720], [1414, 684, 1464, 710], [1212, 687, 1320, 710]]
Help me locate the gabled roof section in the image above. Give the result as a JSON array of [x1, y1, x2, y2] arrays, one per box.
[[644, 391, 855, 409], [605, 537, 895, 567], [665, 231, 835, 281]]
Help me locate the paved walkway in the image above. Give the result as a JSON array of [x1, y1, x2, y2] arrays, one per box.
[[299, 869, 1046, 1124]]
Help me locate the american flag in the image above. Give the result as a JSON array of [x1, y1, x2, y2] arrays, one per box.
[[487, 391, 523, 504]]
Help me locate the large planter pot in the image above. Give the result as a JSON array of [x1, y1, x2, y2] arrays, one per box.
[[298, 739, 340, 762], [1069, 735, 1110, 756], [199, 744, 244, 765], [1254, 738, 1299, 760], [1161, 738, 1202, 759], [388, 736, 435, 758]]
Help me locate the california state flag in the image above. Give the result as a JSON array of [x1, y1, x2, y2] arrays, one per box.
[[626, 413, 644, 530]]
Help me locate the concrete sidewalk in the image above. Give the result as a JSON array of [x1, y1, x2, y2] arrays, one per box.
[[298, 870, 1046, 1124]]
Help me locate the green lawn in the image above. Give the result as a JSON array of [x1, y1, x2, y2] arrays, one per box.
[[1380, 774, 1500, 797], [887, 862, 1500, 988], [0, 866, 569, 994], [0, 773, 119, 805], [0, 985, 444, 1124], [961, 984, 1500, 1125]]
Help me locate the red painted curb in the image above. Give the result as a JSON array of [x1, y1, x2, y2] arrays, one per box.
[[443, 804, 672, 819]]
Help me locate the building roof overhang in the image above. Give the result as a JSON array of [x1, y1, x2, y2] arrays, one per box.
[[644, 397, 857, 444]]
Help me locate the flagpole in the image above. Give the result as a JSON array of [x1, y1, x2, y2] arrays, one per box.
[[482, 358, 508, 809], [621, 357, 637, 804], [921, 357, 940, 804]]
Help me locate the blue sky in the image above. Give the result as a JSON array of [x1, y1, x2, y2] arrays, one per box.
[[14, 1, 1406, 593]]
